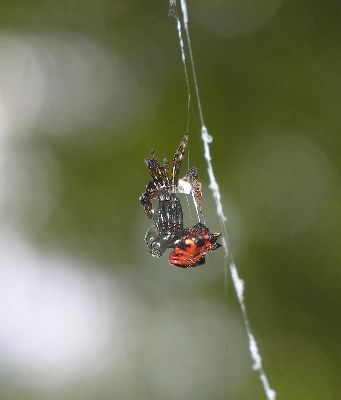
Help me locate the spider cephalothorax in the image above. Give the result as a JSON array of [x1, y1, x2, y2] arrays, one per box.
[[140, 134, 203, 257]]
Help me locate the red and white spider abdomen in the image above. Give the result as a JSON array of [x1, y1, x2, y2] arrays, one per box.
[[169, 223, 221, 268]]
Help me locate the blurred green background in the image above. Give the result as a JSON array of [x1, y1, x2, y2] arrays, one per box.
[[0, 1, 340, 399]]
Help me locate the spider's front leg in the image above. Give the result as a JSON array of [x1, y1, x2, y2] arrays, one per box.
[[171, 134, 188, 187], [141, 150, 170, 218], [140, 180, 158, 218], [145, 150, 169, 187], [179, 167, 203, 220]]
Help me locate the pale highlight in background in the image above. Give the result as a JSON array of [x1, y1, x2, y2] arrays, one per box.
[[0, 33, 140, 136], [0, 229, 116, 387]]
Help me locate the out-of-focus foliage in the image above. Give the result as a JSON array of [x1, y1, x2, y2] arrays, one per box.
[[0, 1, 339, 399]]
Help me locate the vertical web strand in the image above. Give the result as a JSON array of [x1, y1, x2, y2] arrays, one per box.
[[170, 1, 276, 399], [170, 0, 201, 222], [170, 1, 191, 134]]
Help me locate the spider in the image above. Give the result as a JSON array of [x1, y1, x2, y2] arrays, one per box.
[[140, 134, 203, 257], [140, 134, 221, 265]]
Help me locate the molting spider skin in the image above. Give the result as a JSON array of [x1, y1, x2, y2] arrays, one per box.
[[145, 192, 184, 257], [139, 134, 202, 218], [154, 191, 183, 239], [140, 134, 204, 258], [169, 223, 221, 268]]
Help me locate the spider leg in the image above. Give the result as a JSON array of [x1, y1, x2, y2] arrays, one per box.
[[145, 151, 170, 188], [171, 134, 188, 188], [181, 167, 203, 220], [160, 154, 170, 183], [140, 180, 159, 218]]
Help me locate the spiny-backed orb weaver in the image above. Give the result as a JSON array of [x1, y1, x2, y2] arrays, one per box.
[[140, 134, 221, 267]]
